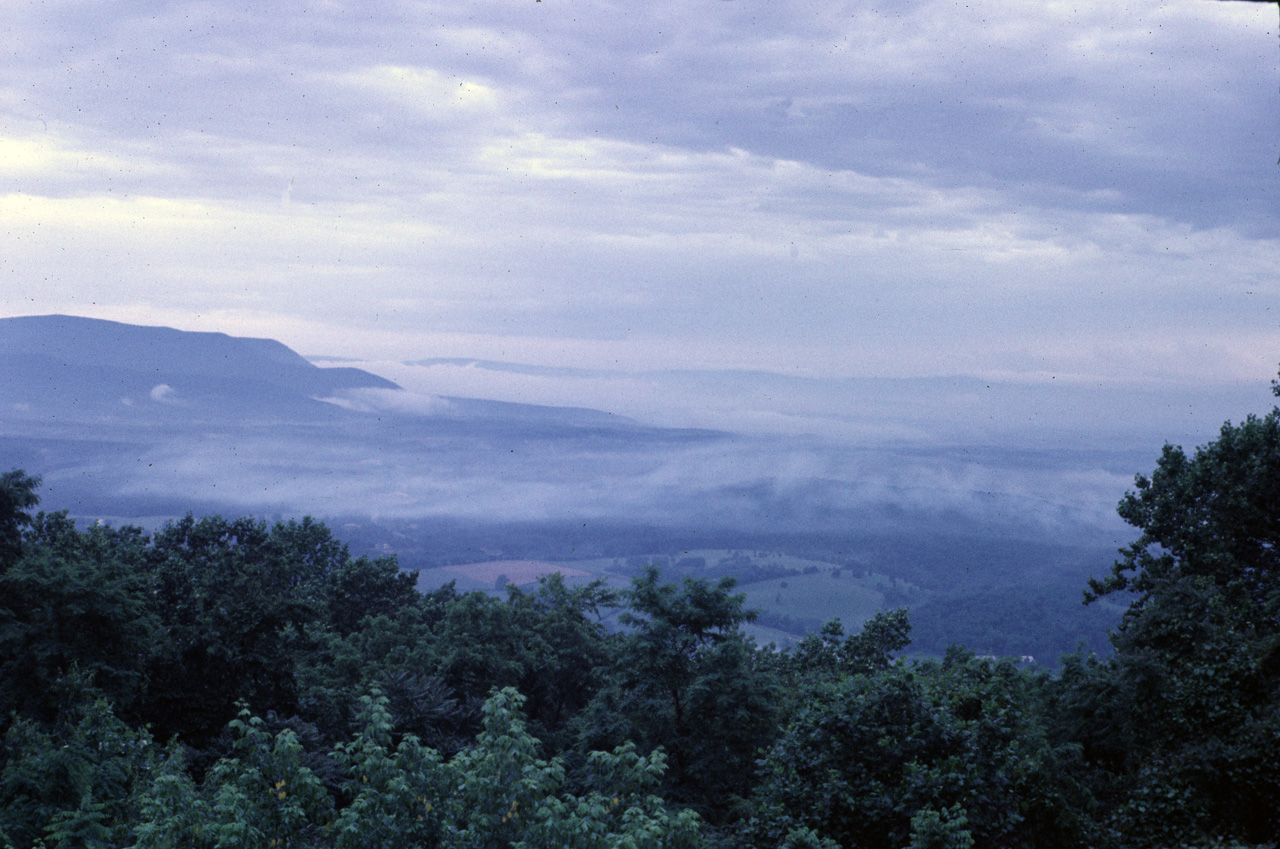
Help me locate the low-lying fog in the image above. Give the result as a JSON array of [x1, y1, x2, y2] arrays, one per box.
[[4, 315, 1270, 555], [264, 357, 1267, 540], [26, 357, 1264, 554]]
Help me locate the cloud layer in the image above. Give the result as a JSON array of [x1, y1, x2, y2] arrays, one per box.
[[2, 0, 1277, 400]]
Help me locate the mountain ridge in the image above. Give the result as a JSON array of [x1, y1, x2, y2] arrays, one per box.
[[0, 315, 399, 401]]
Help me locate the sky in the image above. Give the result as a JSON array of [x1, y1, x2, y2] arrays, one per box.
[[3, 0, 1279, 409]]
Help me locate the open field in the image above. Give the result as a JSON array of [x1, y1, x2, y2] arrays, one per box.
[[443, 560, 592, 585], [417, 559, 596, 592], [739, 574, 888, 629], [407, 544, 1118, 663]]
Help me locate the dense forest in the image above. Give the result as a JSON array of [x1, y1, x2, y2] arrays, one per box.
[[3, 383, 1280, 849]]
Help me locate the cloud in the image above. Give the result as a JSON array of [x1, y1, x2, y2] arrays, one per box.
[[316, 387, 454, 416], [0, 0, 1275, 396], [86, 400, 1135, 543], [349, 358, 1273, 453], [334, 65, 503, 117]]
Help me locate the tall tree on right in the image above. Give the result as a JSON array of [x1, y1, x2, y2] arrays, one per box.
[[1076, 374, 1280, 847]]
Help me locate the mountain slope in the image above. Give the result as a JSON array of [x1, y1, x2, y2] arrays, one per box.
[[0, 315, 398, 422]]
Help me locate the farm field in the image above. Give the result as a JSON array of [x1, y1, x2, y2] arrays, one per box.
[[739, 574, 889, 632], [417, 559, 605, 593], [408, 545, 1114, 661], [413, 549, 922, 647]]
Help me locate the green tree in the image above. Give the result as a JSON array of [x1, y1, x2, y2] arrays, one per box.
[[0, 684, 155, 849], [328, 693, 447, 849], [323, 551, 418, 637], [1078, 380, 1280, 846], [743, 650, 1094, 849], [297, 576, 614, 752], [908, 804, 975, 849], [501, 575, 617, 747], [781, 608, 912, 686], [0, 511, 154, 723], [579, 567, 781, 821], [0, 469, 39, 566], [141, 515, 390, 745], [133, 688, 707, 849], [133, 708, 335, 849], [295, 604, 476, 749]]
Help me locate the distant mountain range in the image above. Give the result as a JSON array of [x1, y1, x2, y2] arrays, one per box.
[[0, 315, 647, 429], [0, 315, 398, 423]]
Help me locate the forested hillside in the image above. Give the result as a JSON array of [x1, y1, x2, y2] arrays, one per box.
[[3, 379, 1280, 848]]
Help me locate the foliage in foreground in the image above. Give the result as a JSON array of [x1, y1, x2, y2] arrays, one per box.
[[5, 373, 1280, 848], [132, 688, 703, 849]]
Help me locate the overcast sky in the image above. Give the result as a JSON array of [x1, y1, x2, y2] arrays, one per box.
[[3, 0, 1278, 394]]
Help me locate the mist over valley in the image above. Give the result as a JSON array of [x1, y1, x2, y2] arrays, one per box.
[[4, 313, 1267, 659]]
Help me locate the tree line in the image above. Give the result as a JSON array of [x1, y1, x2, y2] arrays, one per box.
[[3, 379, 1280, 848]]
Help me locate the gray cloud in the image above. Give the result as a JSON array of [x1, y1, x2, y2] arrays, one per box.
[[1, 0, 1276, 397]]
